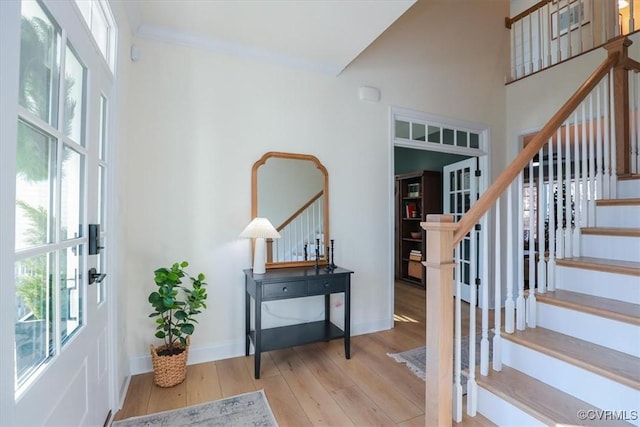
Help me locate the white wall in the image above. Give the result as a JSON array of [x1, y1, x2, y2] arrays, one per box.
[[117, 0, 509, 373]]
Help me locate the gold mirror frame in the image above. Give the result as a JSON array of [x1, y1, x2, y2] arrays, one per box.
[[251, 151, 329, 269]]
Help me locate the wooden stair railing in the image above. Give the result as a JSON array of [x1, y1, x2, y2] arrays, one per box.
[[420, 37, 639, 426], [266, 190, 323, 263]]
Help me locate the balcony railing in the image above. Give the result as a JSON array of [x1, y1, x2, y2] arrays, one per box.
[[506, 0, 639, 81]]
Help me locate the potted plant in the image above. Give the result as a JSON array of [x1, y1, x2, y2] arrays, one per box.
[[148, 261, 208, 387]]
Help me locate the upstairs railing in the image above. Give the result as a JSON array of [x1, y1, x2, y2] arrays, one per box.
[[422, 37, 640, 426], [506, 0, 638, 81], [266, 191, 324, 263]]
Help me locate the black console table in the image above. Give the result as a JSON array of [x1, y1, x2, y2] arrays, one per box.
[[244, 266, 353, 379]]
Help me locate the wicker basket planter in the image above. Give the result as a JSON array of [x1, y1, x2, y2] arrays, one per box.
[[150, 339, 189, 388]]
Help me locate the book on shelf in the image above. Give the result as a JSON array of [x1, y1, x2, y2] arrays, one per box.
[[407, 183, 420, 197], [405, 202, 418, 218], [409, 254, 422, 261]]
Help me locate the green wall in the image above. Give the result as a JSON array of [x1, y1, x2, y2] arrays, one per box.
[[394, 147, 470, 175]]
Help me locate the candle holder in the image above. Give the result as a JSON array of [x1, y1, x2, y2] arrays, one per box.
[[325, 239, 337, 271]]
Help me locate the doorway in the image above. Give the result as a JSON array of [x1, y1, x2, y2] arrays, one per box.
[[389, 107, 490, 326]]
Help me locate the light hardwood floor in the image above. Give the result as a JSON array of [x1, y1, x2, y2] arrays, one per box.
[[114, 281, 495, 426]]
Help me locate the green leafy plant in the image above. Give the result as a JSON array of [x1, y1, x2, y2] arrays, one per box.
[[148, 261, 208, 356]]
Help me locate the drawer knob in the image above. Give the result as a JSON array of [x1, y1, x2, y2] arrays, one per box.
[[324, 282, 329, 287], [282, 286, 288, 292]]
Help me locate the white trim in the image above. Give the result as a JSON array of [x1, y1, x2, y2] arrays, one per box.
[[135, 23, 342, 76], [394, 139, 486, 157], [388, 106, 492, 327], [0, 2, 21, 425]]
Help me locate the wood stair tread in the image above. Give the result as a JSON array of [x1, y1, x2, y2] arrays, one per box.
[[536, 289, 640, 326], [618, 174, 640, 180], [556, 256, 640, 276], [501, 326, 640, 390], [476, 366, 634, 426], [581, 227, 640, 237], [596, 198, 640, 206]]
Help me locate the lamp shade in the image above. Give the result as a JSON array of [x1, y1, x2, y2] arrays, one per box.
[[241, 218, 280, 275], [240, 217, 281, 239]]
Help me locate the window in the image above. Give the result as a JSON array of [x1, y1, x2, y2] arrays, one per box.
[[74, 0, 115, 69], [394, 118, 481, 150], [15, 0, 86, 389]]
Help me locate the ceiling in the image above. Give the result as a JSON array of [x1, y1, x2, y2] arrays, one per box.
[[123, 0, 416, 75]]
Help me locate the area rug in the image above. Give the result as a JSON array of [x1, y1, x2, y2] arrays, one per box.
[[111, 389, 278, 427], [388, 334, 493, 391]]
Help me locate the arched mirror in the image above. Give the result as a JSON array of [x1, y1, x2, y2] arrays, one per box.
[[251, 152, 329, 269]]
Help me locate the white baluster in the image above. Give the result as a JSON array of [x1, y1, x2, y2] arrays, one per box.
[[528, 14, 533, 74], [453, 244, 463, 423], [631, 72, 638, 174], [517, 173, 526, 331], [505, 183, 515, 334], [596, 79, 604, 200], [610, 71, 617, 198], [589, 91, 597, 224], [481, 209, 490, 376], [573, 111, 581, 257], [537, 9, 543, 71], [467, 225, 478, 416], [581, 102, 589, 230], [603, 74, 611, 198], [493, 198, 503, 371], [546, 5, 552, 68], [537, 147, 547, 294], [564, 120, 573, 257], [556, 128, 565, 260], [520, 20, 526, 77], [547, 138, 556, 291], [527, 160, 537, 328]]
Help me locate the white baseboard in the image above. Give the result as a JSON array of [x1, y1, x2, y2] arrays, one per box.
[[128, 318, 392, 376]]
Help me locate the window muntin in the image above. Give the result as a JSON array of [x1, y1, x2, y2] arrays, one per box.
[[394, 118, 481, 151]]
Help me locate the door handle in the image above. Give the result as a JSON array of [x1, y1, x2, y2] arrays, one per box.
[[88, 268, 106, 285]]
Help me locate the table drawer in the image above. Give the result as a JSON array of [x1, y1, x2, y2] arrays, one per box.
[[308, 276, 346, 295], [262, 280, 307, 299]]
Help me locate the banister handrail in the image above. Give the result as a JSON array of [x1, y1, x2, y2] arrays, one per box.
[[276, 190, 323, 232], [505, 0, 551, 29], [453, 44, 622, 245]]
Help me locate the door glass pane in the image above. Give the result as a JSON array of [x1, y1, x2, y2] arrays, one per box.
[[15, 121, 56, 251], [91, 3, 109, 60], [470, 132, 480, 149], [427, 125, 440, 143], [61, 245, 83, 343], [15, 253, 55, 388], [98, 165, 105, 226], [19, 1, 61, 126], [443, 128, 454, 145], [412, 123, 425, 141], [63, 46, 85, 145], [61, 146, 83, 240], [395, 120, 410, 139], [456, 130, 468, 147], [99, 95, 107, 160]]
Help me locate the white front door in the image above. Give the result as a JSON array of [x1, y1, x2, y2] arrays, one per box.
[[2, 1, 115, 425], [443, 158, 480, 304]]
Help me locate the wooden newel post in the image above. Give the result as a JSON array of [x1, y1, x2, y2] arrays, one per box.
[[605, 37, 632, 176], [421, 214, 457, 426]]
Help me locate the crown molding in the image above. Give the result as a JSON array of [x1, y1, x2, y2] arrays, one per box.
[[135, 23, 343, 76]]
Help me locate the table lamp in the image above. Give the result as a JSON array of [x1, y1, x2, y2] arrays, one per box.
[[240, 217, 281, 274]]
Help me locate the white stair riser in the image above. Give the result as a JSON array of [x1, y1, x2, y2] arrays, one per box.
[[555, 265, 640, 304], [618, 180, 640, 198], [502, 339, 640, 422], [581, 234, 640, 263], [537, 302, 640, 357], [477, 387, 545, 427], [595, 205, 640, 228]]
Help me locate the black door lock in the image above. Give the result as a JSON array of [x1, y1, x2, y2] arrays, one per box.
[[88, 268, 106, 285]]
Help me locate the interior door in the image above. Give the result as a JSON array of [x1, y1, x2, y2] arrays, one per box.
[[9, 1, 113, 425], [443, 158, 480, 303]]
